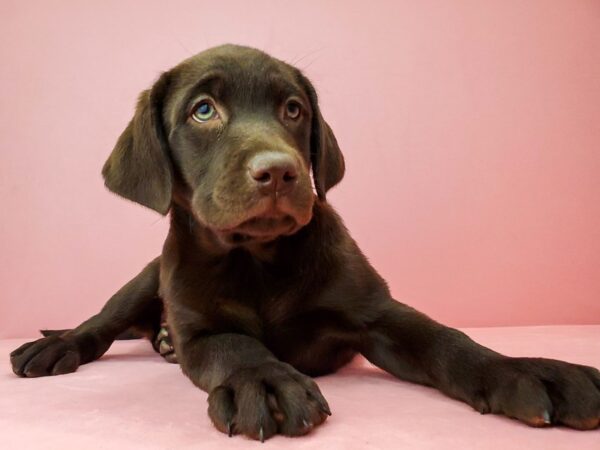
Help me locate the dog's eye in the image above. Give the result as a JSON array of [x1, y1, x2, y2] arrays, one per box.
[[191, 100, 217, 122], [285, 101, 302, 120]]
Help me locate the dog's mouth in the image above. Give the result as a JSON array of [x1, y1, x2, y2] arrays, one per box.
[[220, 214, 298, 244], [212, 195, 313, 245], [192, 184, 315, 247]]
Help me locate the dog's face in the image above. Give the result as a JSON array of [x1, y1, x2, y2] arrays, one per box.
[[102, 45, 345, 246]]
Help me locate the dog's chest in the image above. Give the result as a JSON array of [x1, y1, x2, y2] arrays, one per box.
[[259, 289, 361, 375], [262, 306, 359, 376], [174, 248, 359, 374], [205, 291, 357, 376]]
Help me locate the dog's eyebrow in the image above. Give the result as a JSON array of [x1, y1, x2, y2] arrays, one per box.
[[180, 71, 225, 110], [269, 75, 305, 99]]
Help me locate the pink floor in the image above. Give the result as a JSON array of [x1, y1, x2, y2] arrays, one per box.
[[1, 326, 599, 449]]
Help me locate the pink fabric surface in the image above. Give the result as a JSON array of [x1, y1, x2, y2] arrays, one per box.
[[1, 326, 598, 449]]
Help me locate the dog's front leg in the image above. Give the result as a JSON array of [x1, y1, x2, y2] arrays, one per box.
[[10, 257, 162, 377], [174, 333, 331, 441], [361, 298, 600, 429]]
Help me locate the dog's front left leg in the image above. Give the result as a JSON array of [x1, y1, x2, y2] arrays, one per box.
[[175, 333, 331, 441], [360, 298, 600, 430]]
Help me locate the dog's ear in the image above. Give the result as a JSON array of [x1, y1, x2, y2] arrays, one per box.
[[299, 74, 345, 200], [102, 72, 173, 215]]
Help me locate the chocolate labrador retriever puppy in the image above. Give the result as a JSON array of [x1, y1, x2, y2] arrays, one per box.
[[10, 45, 600, 440]]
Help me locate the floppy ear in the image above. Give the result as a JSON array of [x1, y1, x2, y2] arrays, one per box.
[[102, 73, 173, 215], [300, 75, 345, 200]]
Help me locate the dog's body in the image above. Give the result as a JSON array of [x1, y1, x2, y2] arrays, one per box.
[[10, 45, 600, 439]]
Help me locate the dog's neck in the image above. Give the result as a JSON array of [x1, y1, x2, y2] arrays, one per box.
[[165, 199, 343, 272], [167, 203, 294, 263]]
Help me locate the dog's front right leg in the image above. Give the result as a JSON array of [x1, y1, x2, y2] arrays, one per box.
[[10, 257, 162, 377], [176, 333, 331, 441]]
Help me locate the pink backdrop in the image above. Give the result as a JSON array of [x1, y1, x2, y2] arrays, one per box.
[[1, 1, 599, 338]]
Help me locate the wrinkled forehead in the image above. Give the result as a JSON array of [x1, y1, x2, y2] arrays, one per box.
[[164, 47, 308, 124]]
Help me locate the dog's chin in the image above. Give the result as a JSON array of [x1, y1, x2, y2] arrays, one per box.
[[214, 205, 313, 247], [192, 193, 315, 247], [216, 214, 300, 246]]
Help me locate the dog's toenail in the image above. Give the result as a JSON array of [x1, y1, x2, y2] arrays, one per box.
[[159, 340, 173, 355], [542, 411, 551, 425]]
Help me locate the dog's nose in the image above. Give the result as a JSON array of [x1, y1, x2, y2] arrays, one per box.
[[248, 152, 299, 195]]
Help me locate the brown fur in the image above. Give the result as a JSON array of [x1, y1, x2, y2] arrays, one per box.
[[10, 45, 600, 439]]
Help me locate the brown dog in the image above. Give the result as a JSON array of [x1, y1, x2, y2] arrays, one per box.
[[10, 45, 600, 440]]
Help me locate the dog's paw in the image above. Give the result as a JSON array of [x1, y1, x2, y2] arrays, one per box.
[[475, 357, 600, 430], [10, 335, 81, 377], [152, 325, 177, 363], [207, 361, 331, 441]]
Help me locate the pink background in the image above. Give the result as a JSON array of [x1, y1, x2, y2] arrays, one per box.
[[1, 0, 599, 338]]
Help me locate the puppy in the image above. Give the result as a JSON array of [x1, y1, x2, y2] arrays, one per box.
[[10, 45, 600, 440]]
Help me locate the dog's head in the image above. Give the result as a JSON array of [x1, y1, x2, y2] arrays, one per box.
[[103, 45, 344, 246]]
